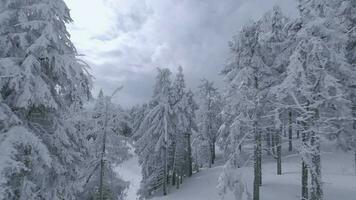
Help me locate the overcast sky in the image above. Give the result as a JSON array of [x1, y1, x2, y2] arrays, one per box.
[[64, 0, 298, 107]]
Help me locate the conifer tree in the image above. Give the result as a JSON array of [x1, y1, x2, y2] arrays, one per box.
[[0, 0, 91, 199], [135, 68, 175, 197], [195, 79, 222, 167]]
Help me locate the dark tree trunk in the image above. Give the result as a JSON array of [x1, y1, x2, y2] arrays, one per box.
[[297, 120, 300, 139], [210, 142, 216, 165], [258, 130, 262, 186], [277, 127, 282, 175], [302, 160, 308, 200], [288, 110, 293, 151], [310, 133, 322, 200], [253, 129, 260, 200], [163, 146, 168, 196], [187, 133, 193, 177], [272, 128, 276, 155], [266, 128, 271, 155], [176, 171, 180, 189], [302, 121, 309, 200], [99, 101, 109, 200], [172, 170, 176, 186]]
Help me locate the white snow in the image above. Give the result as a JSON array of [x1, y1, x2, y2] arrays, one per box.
[[148, 143, 356, 200], [114, 141, 356, 200], [115, 143, 142, 200]]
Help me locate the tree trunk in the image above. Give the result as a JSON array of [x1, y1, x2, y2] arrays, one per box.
[[272, 128, 276, 155], [277, 126, 282, 175], [99, 100, 109, 200], [302, 160, 308, 200], [266, 128, 271, 155], [208, 145, 212, 168], [172, 170, 176, 186], [212, 142, 215, 165], [163, 146, 168, 196], [310, 133, 322, 200], [210, 142, 215, 165], [187, 133, 193, 177], [176, 172, 180, 189], [301, 119, 308, 200], [296, 120, 300, 139], [258, 130, 262, 186], [195, 149, 199, 172], [288, 110, 293, 151], [253, 130, 260, 200]]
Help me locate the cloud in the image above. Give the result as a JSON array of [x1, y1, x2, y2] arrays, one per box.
[[64, 0, 298, 107]]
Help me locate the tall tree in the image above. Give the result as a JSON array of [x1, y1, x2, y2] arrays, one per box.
[[0, 0, 92, 199], [271, 1, 354, 199], [219, 6, 290, 199], [196, 79, 222, 167], [171, 66, 198, 182], [135, 68, 175, 197], [71, 90, 130, 200]]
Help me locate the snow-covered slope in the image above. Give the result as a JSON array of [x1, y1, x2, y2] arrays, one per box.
[[116, 143, 356, 200], [115, 143, 142, 200]]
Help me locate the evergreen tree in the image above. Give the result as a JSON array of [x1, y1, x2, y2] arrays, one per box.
[[71, 90, 130, 200], [135, 68, 175, 197], [195, 79, 222, 167], [218, 6, 291, 199], [171, 66, 198, 181], [0, 0, 91, 199], [271, 1, 354, 199]]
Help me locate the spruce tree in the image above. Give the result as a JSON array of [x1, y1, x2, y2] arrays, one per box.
[[0, 0, 91, 199], [135, 68, 175, 197]]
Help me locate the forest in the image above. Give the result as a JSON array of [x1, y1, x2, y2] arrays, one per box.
[[0, 0, 355, 200]]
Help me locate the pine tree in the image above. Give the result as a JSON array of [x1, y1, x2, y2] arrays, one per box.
[[196, 79, 222, 167], [71, 90, 130, 200], [171, 66, 198, 182], [219, 6, 291, 199], [0, 0, 92, 199], [135, 68, 175, 197], [271, 2, 354, 199]]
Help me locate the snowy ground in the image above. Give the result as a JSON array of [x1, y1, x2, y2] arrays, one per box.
[[116, 142, 356, 200], [115, 143, 142, 200]]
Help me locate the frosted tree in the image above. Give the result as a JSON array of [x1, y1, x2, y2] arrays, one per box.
[[130, 103, 149, 141], [171, 66, 198, 186], [218, 6, 291, 199], [220, 21, 265, 200], [270, 1, 354, 199], [0, 0, 92, 199], [195, 79, 222, 167], [71, 90, 130, 200], [135, 68, 175, 197], [331, 0, 356, 174], [0, 97, 52, 200]]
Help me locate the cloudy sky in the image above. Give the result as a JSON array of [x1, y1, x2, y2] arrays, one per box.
[[64, 0, 298, 107]]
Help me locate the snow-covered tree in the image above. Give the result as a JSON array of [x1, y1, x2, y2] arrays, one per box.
[[270, 1, 355, 199], [219, 6, 291, 200], [130, 103, 149, 141], [171, 66, 198, 185], [0, 0, 92, 199], [70, 90, 130, 200], [135, 68, 176, 197], [195, 79, 222, 167]]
